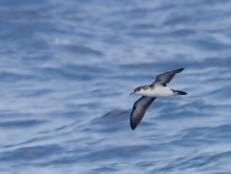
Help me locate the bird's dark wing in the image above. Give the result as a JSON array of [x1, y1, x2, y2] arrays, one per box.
[[152, 68, 184, 86], [130, 96, 156, 130]]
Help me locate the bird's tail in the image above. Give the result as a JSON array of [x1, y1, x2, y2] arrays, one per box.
[[172, 89, 187, 95]]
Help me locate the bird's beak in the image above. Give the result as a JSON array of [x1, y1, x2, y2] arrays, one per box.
[[129, 92, 134, 95]]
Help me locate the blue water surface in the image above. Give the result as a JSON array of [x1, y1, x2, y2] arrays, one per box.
[[0, 0, 231, 173]]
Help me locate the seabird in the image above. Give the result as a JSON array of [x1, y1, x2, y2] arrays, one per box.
[[130, 68, 187, 130]]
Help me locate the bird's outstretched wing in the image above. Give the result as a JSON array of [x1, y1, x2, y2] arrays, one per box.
[[152, 68, 184, 86], [130, 96, 156, 130]]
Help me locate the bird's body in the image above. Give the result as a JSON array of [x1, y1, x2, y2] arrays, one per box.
[[134, 85, 174, 97], [130, 68, 187, 130]]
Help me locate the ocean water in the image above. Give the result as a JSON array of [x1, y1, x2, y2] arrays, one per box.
[[0, 0, 231, 173]]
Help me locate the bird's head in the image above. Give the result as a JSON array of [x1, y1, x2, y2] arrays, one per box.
[[130, 86, 145, 95]]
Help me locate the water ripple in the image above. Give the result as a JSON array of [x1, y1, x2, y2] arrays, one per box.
[[0, 0, 231, 173]]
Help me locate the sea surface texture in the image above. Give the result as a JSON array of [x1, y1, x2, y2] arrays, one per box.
[[0, 0, 231, 173]]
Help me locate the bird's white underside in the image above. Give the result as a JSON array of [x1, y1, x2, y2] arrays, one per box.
[[136, 85, 174, 97]]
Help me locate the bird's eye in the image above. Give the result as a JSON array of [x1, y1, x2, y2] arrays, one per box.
[[135, 87, 141, 92]]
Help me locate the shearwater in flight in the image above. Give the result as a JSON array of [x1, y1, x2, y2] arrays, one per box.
[[130, 68, 187, 130]]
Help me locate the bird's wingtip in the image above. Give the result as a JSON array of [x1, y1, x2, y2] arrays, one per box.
[[130, 124, 136, 130], [178, 68, 184, 72], [130, 120, 136, 130]]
